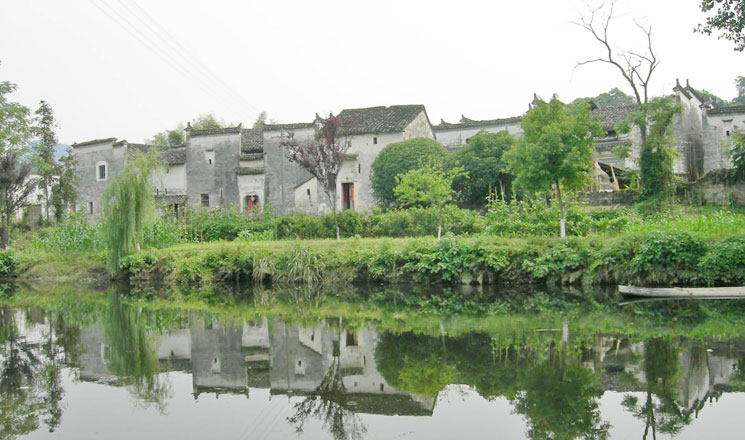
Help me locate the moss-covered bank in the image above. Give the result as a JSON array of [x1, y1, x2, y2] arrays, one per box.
[[89, 231, 745, 290]]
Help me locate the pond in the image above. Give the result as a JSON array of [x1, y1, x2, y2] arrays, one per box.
[[3, 290, 745, 439]]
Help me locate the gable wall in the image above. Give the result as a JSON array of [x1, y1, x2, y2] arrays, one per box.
[[186, 133, 241, 209]]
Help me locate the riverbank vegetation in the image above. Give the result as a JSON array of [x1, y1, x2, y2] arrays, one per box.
[[8, 202, 745, 292]]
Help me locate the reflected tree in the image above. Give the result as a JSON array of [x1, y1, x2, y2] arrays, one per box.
[[0, 307, 64, 439], [621, 338, 691, 439], [288, 337, 367, 440], [103, 294, 172, 413], [512, 347, 610, 440]]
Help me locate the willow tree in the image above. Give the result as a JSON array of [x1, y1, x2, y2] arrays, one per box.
[[101, 149, 163, 273]]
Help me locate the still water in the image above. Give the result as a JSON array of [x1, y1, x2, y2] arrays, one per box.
[[3, 295, 745, 439]]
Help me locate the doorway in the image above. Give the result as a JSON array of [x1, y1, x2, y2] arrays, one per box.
[[342, 183, 354, 211]]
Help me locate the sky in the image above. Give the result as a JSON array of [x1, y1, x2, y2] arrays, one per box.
[[0, 0, 742, 145]]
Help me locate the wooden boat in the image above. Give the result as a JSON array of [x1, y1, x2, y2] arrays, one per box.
[[619, 285, 745, 298]]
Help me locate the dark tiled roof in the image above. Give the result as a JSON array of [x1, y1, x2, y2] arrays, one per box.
[[239, 153, 263, 161], [73, 137, 117, 147], [592, 105, 636, 130], [236, 166, 266, 175], [709, 105, 745, 116], [262, 122, 315, 131], [433, 115, 521, 131], [240, 129, 263, 152], [336, 105, 425, 135], [162, 147, 186, 165], [189, 126, 242, 137]]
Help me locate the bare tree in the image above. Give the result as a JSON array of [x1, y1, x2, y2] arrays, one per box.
[[287, 355, 367, 440], [575, 1, 681, 198], [283, 115, 350, 240], [575, 0, 659, 139]]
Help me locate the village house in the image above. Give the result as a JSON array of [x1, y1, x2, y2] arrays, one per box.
[[71, 82, 745, 218]]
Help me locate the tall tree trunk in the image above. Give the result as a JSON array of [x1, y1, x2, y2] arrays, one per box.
[[555, 182, 566, 238], [1, 214, 9, 249], [43, 185, 50, 222], [330, 185, 340, 240]]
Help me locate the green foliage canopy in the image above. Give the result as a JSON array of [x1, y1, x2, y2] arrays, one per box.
[[370, 137, 448, 206], [447, 130, 515, 206], [697, 0, 745, 51], [505, 98, 602, 196]]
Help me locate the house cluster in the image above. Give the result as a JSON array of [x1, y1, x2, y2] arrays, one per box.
[[72, 80, 745, 219]]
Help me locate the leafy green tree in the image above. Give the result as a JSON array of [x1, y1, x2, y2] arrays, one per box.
[[394, 166, 465, 239], [447, 130, 514, 207], [190, 113, 224, 130], [504, 98, 603, 238], [149, 126, 185, 147], [49, 148, 78, 222], [574, 87, 636, 107], [696, 0, 745, 51], [734, 76, 745, 105], [617, 96, 682, 198], [32, 101, 57, 221], [253, 111, 267, 129], [370, 138, 449, 206], [0, 150, 35, 248], [101, 149, 164, 272], [729, 131, 745, 179]]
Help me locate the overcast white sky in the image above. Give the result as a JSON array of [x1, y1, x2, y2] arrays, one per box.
[[0, 0, 741, 145]]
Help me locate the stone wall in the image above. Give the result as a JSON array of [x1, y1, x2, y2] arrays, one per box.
[[577, 190, 636, 206], [678, 170, 745, 206]]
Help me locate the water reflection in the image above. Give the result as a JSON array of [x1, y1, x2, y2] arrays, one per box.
[[2, 299, 745, 439]]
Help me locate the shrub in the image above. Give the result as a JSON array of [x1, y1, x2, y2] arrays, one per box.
[[630, 232, 705, 283], [698, 236, 745, 285], [0, 250, 17, 277], [31, 212, 101, 251]]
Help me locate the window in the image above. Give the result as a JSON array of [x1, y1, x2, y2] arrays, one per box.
[[346, 331, 358, 346], [88, 202, 94, 214], [727, 130, 731, 136], [306, 188, 311, 200], [166, 166, 170, 174], [373, 137, 377, 144], [96, 161, 108, 181], [358, 163, 361, 173], [208, 158, 213, 165], [201, 193, 209, 207]]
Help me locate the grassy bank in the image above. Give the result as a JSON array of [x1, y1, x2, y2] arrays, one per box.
[[16, 228, 743, 291], [10, 204, 745, 292]]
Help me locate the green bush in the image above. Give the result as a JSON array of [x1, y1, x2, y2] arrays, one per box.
[[630, 232, 705, 283], [0, 250, 17, 277], [485, 199, 630, 237], [698, 236, 745, 286], [31, 212, 102, 251]]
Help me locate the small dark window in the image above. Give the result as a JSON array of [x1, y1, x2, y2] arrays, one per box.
[[358, 163, 361, 173], [208, 158, 213, 165], [201, 193, 209, 207], [380, 383, 384, 392], [166, 167, 170, 174], [346, 332, 358, 346], [373, 137, 377, 144], [97, 164, 106, 180], [726, 130, 731, 136], [297, 360, 302, 367], [88, 202, 94, 214]]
